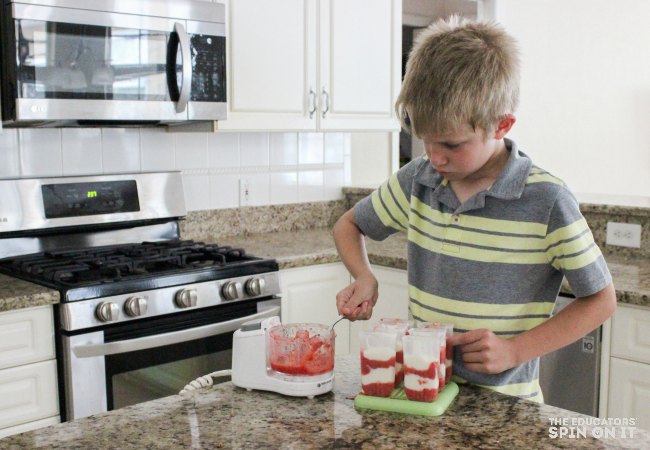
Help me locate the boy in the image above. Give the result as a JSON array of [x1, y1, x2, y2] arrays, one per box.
[[333, 16, 616, 401]]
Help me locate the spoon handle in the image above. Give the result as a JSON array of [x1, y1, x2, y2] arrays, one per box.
[[331, 314, 345, 330]]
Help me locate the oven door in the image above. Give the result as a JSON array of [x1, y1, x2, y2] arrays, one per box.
[[60, 297, 279, 421]]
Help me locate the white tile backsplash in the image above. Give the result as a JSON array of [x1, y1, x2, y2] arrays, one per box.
[[270, 133, 298, 166], [61, 129, 102, 175], [210, 173, 240, 209], [208, 133, 240, 168], [324, 133, 345, 164], [183, 173, 211, 211], [298, 133, 324, 165], [240, 133, 269, 168], [18, 129, 63, 177], [1, 128, 349, 211], [298, 170, 324, 202], [0, 129, 19, 178], [102, 129, 141, 174], [175, 133, 208, 170], [270, 171, 298, 205], [140, 129, 175, 171], [323, 167, 345, 200]]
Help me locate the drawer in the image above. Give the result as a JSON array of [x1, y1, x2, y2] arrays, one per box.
[[0, 360, 59, 430], [610, 305, 650, 365], [0, 306, 55, 370]]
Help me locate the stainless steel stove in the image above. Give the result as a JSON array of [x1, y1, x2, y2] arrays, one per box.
[[0, 172, 281, 421]]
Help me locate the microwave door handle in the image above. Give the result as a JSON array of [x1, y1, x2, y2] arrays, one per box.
[[167, 22, 192, 114], [71, 305, 280, 358]]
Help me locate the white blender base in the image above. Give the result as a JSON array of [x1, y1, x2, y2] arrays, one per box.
[[231, 316, 334, 398]]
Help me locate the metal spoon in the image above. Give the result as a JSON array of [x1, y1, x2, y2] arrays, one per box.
[[331, 314, 346, 331]]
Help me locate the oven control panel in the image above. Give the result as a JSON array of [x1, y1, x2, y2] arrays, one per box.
[[59, 271, 281, 330]]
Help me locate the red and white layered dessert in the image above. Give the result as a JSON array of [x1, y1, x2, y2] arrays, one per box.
[[439, 341, 447, 389], [445, 338, 453, 380], [360, 347, 396, 397], [403, 353, 439, 402]]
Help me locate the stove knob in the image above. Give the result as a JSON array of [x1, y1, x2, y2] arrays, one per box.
[[244, 278, 265, 296], [124, 297, 148, 317], [175, 288, 198, 308], [221, 281, 242, 301], [96, 302, 119, 322]]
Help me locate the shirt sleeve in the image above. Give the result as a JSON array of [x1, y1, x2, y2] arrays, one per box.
[[544, 186, 612, 298], [353, 157, 422, 241]]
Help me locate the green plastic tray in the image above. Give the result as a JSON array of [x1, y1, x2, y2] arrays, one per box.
[[354, 381, 459, 416]]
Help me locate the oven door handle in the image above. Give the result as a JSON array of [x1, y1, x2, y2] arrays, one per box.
[[72, 305, 280, 358]]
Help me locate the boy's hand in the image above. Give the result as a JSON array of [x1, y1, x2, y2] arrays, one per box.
[[447, 329, 520, 374], [336, 273, 378, 321]]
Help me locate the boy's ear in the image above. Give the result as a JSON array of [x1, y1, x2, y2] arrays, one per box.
[[493, 115, 516, 139]]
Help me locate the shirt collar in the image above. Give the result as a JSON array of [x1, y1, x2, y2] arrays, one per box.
[[414, 138, 532, 201]]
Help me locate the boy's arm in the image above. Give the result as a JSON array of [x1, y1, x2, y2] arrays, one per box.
[[332, 209, 378, 321], [448, 283, 617, 374]]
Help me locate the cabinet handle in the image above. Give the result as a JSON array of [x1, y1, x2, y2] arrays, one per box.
[[309, 88, 317, 119], [321, 88, 330, 118]]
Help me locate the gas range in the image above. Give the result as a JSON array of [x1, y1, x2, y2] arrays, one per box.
[[0, 172, 282, 420], [0, 239, 280, 331], [0, 172, 280, 331]]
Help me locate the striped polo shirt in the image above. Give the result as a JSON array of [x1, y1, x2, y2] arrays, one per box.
[[354, 138, 611, 402]]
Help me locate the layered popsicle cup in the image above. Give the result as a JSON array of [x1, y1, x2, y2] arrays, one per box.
[[359, 331, 398, 397], [417, 322, 454, 382], [402, 334, 441, 402], [374, 318, 409, 386]]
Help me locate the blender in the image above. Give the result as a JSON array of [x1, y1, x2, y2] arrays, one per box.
[[231, 316, 335, 398]]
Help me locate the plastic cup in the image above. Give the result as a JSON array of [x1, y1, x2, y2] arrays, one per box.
[[359, 331, 398, 397], [409, 327, 447, 389], [374, 318, 409, 386], [418, 322, 454, 381], [402, 334, 440, 402]]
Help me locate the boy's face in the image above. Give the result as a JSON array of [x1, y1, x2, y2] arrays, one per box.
[[420, 119, 513, 182]]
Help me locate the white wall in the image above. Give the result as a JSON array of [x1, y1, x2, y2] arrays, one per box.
[[0, 129, 350, 211], [500, 0, 650, 205], [349, 132, 393, 187]]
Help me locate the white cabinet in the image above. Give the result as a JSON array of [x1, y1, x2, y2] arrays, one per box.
[[607, 358, 650, 430], [0, 306, 59, 438], [219, 0, 401, 131], [280, 263, 409, 356], [607, 304, 650, 430], [349, 265, 409, 354], [280, 263, 351, 354]]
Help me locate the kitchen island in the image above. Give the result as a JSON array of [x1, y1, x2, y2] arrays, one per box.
[[1, 355, 648, 449]]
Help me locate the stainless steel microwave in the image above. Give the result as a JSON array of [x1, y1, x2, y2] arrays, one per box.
[[0, 0, 226, 127]]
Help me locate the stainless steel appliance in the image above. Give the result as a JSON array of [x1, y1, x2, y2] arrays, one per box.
[[539, 294, 601, 416], [0, 0, 226, 127], [0, 172, 280, 421]]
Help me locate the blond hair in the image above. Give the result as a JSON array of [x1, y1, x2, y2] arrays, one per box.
[[396, 16, 520, 137]]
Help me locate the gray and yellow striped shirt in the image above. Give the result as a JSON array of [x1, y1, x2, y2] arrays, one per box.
[[354, 139, 611, 402]]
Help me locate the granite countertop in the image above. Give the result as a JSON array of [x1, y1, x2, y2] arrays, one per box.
[[199, 228, 650, 309], [2, 355, 649, 449], [1, 227, 649, 312], [0, 273, 59, 313]]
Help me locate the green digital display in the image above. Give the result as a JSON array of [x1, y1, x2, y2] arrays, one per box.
[[87, 191, 98, 198]]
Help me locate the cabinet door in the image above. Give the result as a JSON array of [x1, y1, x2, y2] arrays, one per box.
[[0, 360, 59, 431], [349, 265, 408, 354], [219, 0, 317, 130], [610, 304, 650, 365], [280, 263, 351, 354], [318, 0, 401, 131], [607, 357, 650, 431]]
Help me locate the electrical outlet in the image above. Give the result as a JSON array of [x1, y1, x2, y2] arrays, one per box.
[[240, 178, 251, 206], [606, 222, 641, 248]]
